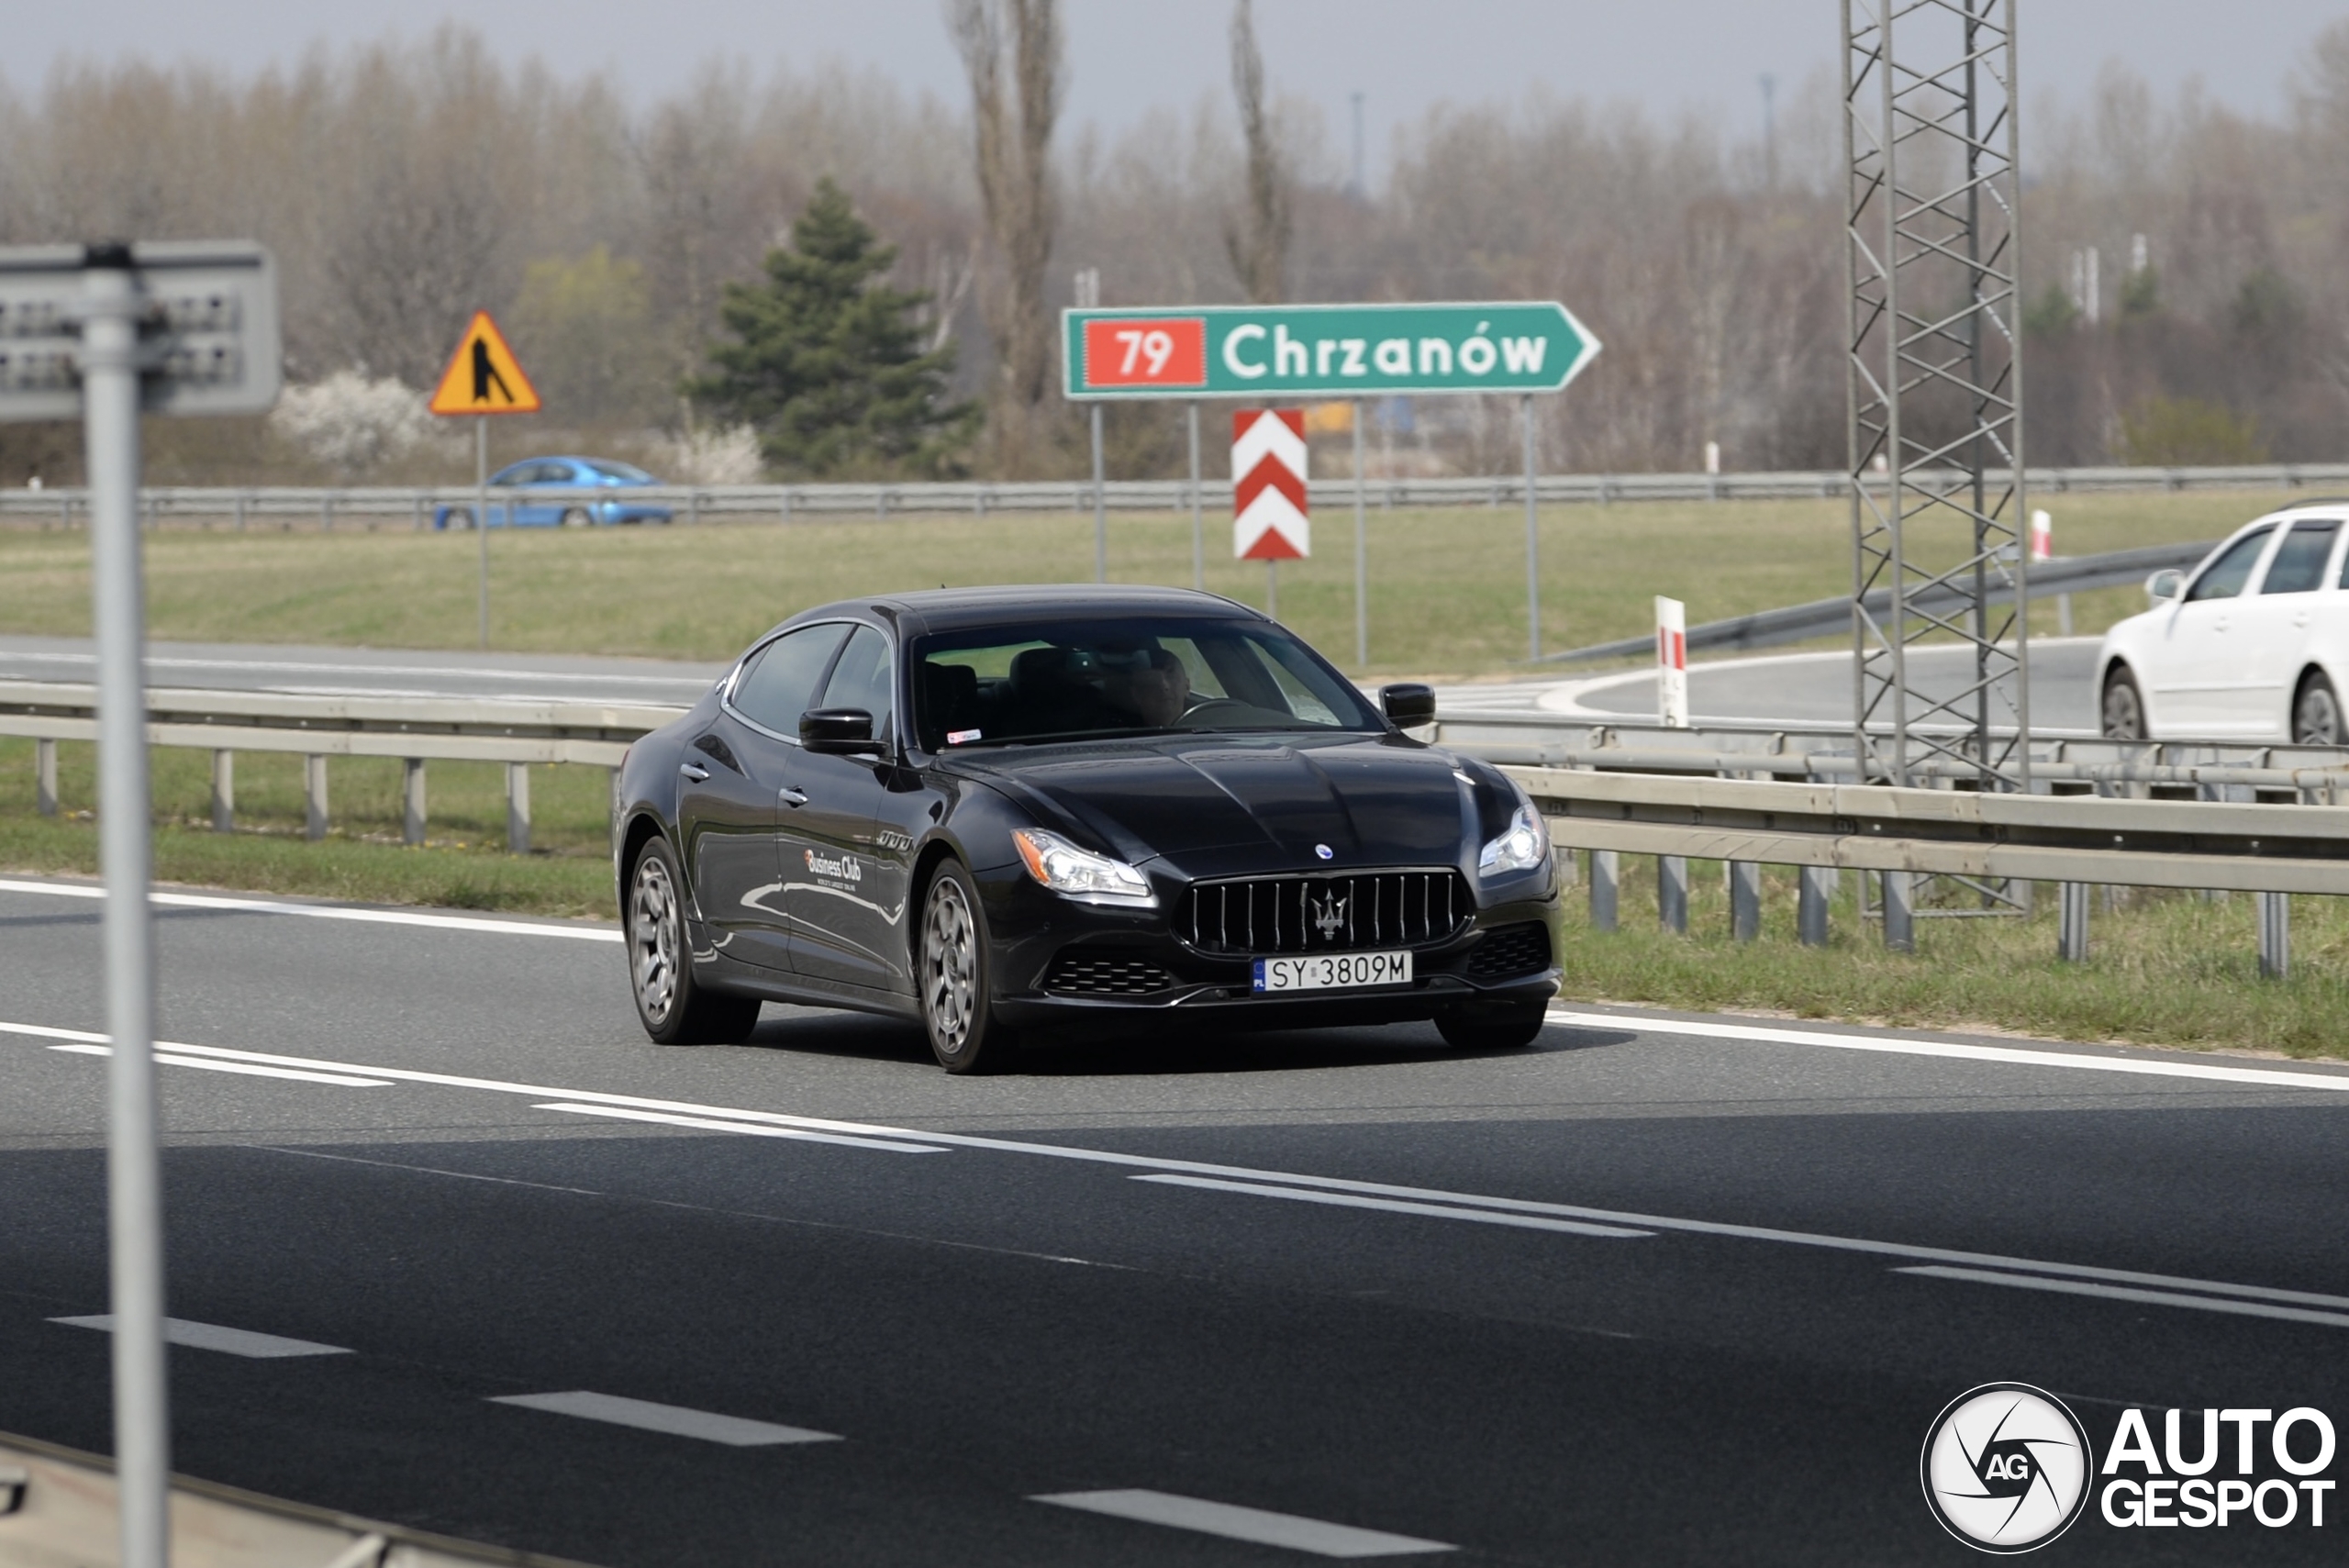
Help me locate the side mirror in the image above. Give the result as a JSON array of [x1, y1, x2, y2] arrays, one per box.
[[800, 707, 885, 756], [2145, 569, 2184, 605], [1380, 683, 1438, 726]]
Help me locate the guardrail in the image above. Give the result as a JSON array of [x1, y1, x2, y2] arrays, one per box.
[[0, 681, 678, 852], [4, 460, 2344, 529], [8, 678, 2346, 974], [1538, 540, 2220, 663]]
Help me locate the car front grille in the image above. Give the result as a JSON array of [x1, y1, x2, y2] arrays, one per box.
[[1464, 921, 1552, 979], [1041, 950, 1177, 996], [1178, 870, 1469, 957]]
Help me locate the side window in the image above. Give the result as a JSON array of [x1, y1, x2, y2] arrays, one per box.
[[2184, 527, 2275, 603], [818, 625, 894, 738], [2261, 521, 2339, 595], [730, 624, 849, 736]]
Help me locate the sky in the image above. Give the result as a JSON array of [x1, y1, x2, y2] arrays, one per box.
[[12, 0, 2348, 181]]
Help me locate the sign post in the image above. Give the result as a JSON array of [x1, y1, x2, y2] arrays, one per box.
[[1656, 595, 1688, 728], [428, 310, 540, 649], [1064, 302, 1598, 661], [0, 240, 282, 1568], [1233, 408, 1308, 619]]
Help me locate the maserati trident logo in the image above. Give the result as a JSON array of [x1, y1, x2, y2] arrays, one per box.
[[1311, 892, 1349, 940]]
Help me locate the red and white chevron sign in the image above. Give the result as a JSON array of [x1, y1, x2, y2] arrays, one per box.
[[1232, 408, 1308, 561]]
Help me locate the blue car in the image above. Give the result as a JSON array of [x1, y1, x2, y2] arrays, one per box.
[[434, 456, 674, 529]]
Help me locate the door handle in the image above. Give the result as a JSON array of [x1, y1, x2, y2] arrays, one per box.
[[679, 761, 709, 783], [779, 786, 810, 808]]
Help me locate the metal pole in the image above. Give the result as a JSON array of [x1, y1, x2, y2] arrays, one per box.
[[1588, 850, 1619, 931], [83, 250, 172, 1568], [1657, 855, 1688, 934], [475, 417, 490, 650], [1188, 402, 1203, 592], [1353, 398, 1368, 666], [1521, 394, 1540, 660], [1090, 403, 1107, 584]]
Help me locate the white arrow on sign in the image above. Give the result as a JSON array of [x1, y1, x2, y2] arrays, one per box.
[[1233, 407, 1308, 562]]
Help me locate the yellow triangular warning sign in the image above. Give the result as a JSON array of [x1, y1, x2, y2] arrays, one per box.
[[429, 311, 540, 416]]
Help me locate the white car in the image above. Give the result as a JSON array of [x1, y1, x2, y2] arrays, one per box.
[[2097, 504, 2349, 742]]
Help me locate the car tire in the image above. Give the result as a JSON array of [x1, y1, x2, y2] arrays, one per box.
[[626, 835, 760, 1046], [560, 507, 592, 528], [918, 859, 1019, 1073], [2101, 666, 2146, 740], [2294, 672, 2342, 745], [1435, 1001, 1549, 1051]]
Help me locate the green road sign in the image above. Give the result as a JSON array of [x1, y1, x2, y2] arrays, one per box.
[[1062, 300, 1598, 401]]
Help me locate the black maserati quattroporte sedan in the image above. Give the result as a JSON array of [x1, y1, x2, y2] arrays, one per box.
[[614, 585, 1562, 1072]]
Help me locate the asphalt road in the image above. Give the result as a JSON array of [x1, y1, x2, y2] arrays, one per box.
[[3, 874, 2345, 1563]]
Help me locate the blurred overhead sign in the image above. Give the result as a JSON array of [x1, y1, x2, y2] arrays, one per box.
[[0, 241, 282, 422], [429, 311, 540, 416], [1063, 301, 1599, 401], [1233, 408, 1308, 562]]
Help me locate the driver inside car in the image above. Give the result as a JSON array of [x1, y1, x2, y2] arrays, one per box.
[[1103, 647, 1192, 727]]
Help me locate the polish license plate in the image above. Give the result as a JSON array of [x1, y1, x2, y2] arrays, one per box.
[[1252, 950, 1414, 993]]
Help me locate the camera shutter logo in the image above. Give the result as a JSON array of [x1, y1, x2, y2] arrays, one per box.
[[1921, 1384, 2094, 1552]]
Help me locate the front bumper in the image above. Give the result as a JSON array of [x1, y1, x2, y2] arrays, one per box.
[[977, 862, 1562, 1039]]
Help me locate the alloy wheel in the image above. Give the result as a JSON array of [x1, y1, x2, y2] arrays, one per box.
[[2100, 676, 2143, 740], [922, 874, 977, 1054], [630, 851, 681, 1027]]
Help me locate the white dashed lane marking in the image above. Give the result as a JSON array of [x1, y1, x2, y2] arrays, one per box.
[[489, 1391, 840, 1447], [531, 1102, 946, 1153], [5, 1018, 2346, 1330], [51, 1316, 352, 1359], [1032, 1490, 1454, 1558], [1131, 1173, 1652, 1238], [1895, 1266, 2349, 1330], [46, 1041, 390, 1087]]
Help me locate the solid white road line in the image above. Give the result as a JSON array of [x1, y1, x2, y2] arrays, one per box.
[[1895, 1266, 2349, 1331], [1031, 1490, 1453, 1558], [51, 1316, 352, 1359], [46, 1041, 390, 1087], [1548, 1006, 2349, 1095], [531, 1103, 947, 1153], [0, 879, 620, 942], [488, 1391, 839, 1447], [3, 1018, 2342, 1323], [1132, 1174, 1652, 1238]]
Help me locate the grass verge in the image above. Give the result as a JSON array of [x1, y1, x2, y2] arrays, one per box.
[[0, 487, 2274, 678], [1, 738, 614, 918], [1558, 857, 2349, 1062]]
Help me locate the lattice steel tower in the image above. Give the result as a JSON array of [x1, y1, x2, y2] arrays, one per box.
[[1843, 0, 2030, 790]]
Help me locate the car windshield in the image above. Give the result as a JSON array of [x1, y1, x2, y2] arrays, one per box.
[[910, 617, 1382, 751], [581, 460, 654, 482]]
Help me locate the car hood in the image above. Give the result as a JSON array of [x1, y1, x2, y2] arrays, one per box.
[[942, 733, 1494, 876]]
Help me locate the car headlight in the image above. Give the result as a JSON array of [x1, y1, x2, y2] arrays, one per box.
[[1012, 828, 1157, 906], [1477, 803, 1551, 878]]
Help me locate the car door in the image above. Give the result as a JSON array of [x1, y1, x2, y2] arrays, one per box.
[[2238, 518, 2340, 737], [775, 623, 902, 992], [515, 462, 568, 527], [684, 622, 851, 970], [2143, 524, 2278, 735]]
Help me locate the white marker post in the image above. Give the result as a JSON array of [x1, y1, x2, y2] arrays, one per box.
[[1656, 595, 1688, 728], [0, 241, 282, 1568], [1233, 408, 1308, 622]]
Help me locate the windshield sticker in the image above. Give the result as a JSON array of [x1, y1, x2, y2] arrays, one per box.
[[948, 728, 983, 745]]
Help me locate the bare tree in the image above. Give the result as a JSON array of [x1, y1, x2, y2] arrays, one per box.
[[1224, 0, 1288, 304], [950, 0, 1063, 470]]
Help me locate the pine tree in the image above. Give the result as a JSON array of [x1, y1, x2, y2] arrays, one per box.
[[692, 179, 974, 475]]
